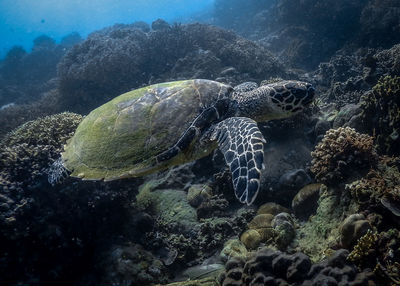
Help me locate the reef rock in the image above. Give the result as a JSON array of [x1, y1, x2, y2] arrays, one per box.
[[219, 248, 376, 286], [339, 214, 372, 249], [57, 22, 285, 113], [257, 202, 290, 216], [292, 183, 322, 221]]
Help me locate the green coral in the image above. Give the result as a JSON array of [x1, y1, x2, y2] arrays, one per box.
[[361, 75, 400, 155], [0, 112, 82, 190]]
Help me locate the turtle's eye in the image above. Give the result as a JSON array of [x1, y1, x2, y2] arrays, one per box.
[[284, 82, 315, 107]]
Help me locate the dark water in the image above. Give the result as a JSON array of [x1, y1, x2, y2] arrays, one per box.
[[1, 1, 400, 286]]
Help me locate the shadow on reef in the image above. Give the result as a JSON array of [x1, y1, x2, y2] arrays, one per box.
[[0, 112, 141, 285], [213, 0, 400, 70]]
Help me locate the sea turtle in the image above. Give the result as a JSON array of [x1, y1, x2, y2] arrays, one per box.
[[50, 79, 315, 205]]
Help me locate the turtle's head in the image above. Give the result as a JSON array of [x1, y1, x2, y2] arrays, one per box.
[[235, 80, 315, 121], [268, 80, 315, 115]]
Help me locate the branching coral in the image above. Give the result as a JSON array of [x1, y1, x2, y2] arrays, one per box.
[[347, 230, 378, 265], [345, 229, 400, 285], [311, 127, 377, 184], [360, 76, 400, 156]]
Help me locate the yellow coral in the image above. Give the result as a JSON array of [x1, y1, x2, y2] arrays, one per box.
[[240, 229, 262, 250], [348, 230, 378, 264]]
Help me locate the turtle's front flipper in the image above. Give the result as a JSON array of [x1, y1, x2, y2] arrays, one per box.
[[212, 117, 265, 205]]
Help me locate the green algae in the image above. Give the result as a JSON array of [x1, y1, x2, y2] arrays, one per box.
[[296, 185, 358, 262], [135, 180, 198, 229]]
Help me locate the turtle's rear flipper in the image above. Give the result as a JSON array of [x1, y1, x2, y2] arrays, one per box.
[[212, 117, 265, 205]]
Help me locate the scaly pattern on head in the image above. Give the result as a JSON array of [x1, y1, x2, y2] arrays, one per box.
[[268, 80, 314, 112], [233, 80, 315, 122]]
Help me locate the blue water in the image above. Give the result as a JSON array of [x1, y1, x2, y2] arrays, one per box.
[[0, 0, 214, 58]]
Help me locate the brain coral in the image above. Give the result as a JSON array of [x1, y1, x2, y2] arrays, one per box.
[[311, 127, 377, 184], [219, 248, 376, 286]]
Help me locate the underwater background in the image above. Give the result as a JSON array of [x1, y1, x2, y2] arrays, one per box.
[[1, 0, 400, 285]]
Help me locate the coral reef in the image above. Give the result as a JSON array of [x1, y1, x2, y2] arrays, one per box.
[[157, 276, 218, 286], [292, 183, 322, 221], [57, 22, 285, 113], [100, 243, 168, 286], [345, 229, 400, 284], [0, 176, 138, 286], [311, 127, 377, 184], [310, 43, 400, 116], [360, 76, 400, 155], [143, 208, 254, 267], [1, 5, 400, 285], [240, 208, 296, 251], [187, 184, 212, 208], [296, 185, 358, 262], [214, 0, 400, 70], [220, 239, 248, 262], [196, 195, 229, 219], [347, 230, 378, 265], [339, 214, 371, 249], [218, 248, 376, 286], [359, 0, 400, 48], [257, 202, 290, 216], [0, 88, 63, 139], [267, 0, 366, 69], [135, 182, 198, 232], [346, 156, 400, 218], [0, 112, 82, 190], [0, 34, 78, 107], [272, 213, 296, 250], [240, 229, 263, 250]]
